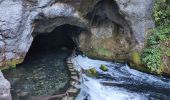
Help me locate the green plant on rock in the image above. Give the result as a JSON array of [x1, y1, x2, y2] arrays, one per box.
[[100, 64, 108, 71], [147, 32, 162, 45], [142, 46, 163, 74], [1, 60, 17, 71], [153, 0, 170, 27], [141, 0, 170, 74]]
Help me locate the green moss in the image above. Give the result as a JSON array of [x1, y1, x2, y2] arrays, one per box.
[[0, 59, 19, 71], [129, 63, 150, 73], [85, 47, 113, 60], [88, 68, 97, 75], [100, 64, 108, 71], [95, 48, 113, 58], [131, 51, 142, 65], [1, 66, 10, 71], [85, 68, 98, 77], [129, 51, 153, 74]]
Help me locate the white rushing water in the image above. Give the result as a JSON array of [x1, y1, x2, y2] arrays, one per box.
[[71, 55, 170, 100]]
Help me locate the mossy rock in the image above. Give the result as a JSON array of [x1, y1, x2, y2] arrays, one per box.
[[0, 59, 20, 71], [85, 68, 98, 77], [129, 51, 150, 73], [100, 64, 108, 71], [131, 51, 142, 65], [129, 63, 151, 74]]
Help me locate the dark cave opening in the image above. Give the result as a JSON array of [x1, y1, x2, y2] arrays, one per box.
[[3, 24, 87, 99], [28, 24, 85, 54]]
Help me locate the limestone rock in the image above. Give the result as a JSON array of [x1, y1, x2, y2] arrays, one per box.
[[0, 1, 156, 98], [0, 0, 155, 68], [115, 0, 155, 50], [0, 71, 11, 100]]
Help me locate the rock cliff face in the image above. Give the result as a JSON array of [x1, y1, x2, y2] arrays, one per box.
[[0, 0, 155, 99], [0, 0, 154, 68]]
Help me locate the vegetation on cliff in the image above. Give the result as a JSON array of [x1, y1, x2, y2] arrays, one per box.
[[141, 0, 170, 74]]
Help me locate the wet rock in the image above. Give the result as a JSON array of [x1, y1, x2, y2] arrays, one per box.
[[0, 71, 11, 100], [100, 64, 108, 72], [85, 68, 98, 77]]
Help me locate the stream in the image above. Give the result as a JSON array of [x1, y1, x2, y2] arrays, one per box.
[[3, 50, 170, 100], [71, 55, 170, 100], [3, 49, 72, 100]]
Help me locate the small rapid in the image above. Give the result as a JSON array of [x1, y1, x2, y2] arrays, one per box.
[[71, 55, 170, 100]]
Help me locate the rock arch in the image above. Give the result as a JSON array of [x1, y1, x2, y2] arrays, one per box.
[[0, 0, 154, 68]]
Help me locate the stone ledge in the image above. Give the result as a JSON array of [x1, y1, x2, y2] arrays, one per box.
[[60, 56, 80, 100]]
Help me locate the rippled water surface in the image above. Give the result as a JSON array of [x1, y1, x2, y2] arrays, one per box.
[[4, 49, 71, 100], [72, 55, 170, 100]]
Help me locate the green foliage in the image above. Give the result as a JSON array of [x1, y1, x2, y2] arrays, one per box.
[[166, 51, 170, 57], [141, 0, 170, 74], [153, 0, 170, 27], [100, 64, 108, 71], [147, 30, 165, 45], [142, 46, 163, 74], [143, 23, 170, 74], [142, 26, 170, 74]]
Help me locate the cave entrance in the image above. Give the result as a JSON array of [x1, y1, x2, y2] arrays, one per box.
[[28, 24, 84, 55], [4, 24, 85, 99]]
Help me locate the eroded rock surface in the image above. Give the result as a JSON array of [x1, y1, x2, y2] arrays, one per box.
[[0, 0, 156, 99], [0, 0, 154, 68], [115, 0, 155, 49], [0, 0, 86, 68]]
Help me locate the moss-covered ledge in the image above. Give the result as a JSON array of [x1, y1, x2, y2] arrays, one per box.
[[0, 59, 23, 71]]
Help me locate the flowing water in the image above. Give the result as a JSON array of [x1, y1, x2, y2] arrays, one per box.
[[3, 49, 72, 100], [71, 55, 170, 100], [3, 50, 170, 100]]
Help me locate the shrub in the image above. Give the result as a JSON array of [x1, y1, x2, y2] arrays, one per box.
[[153, 0, 170, 27], [141, 0, 170, 74], [142, 46, 163, 74]]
